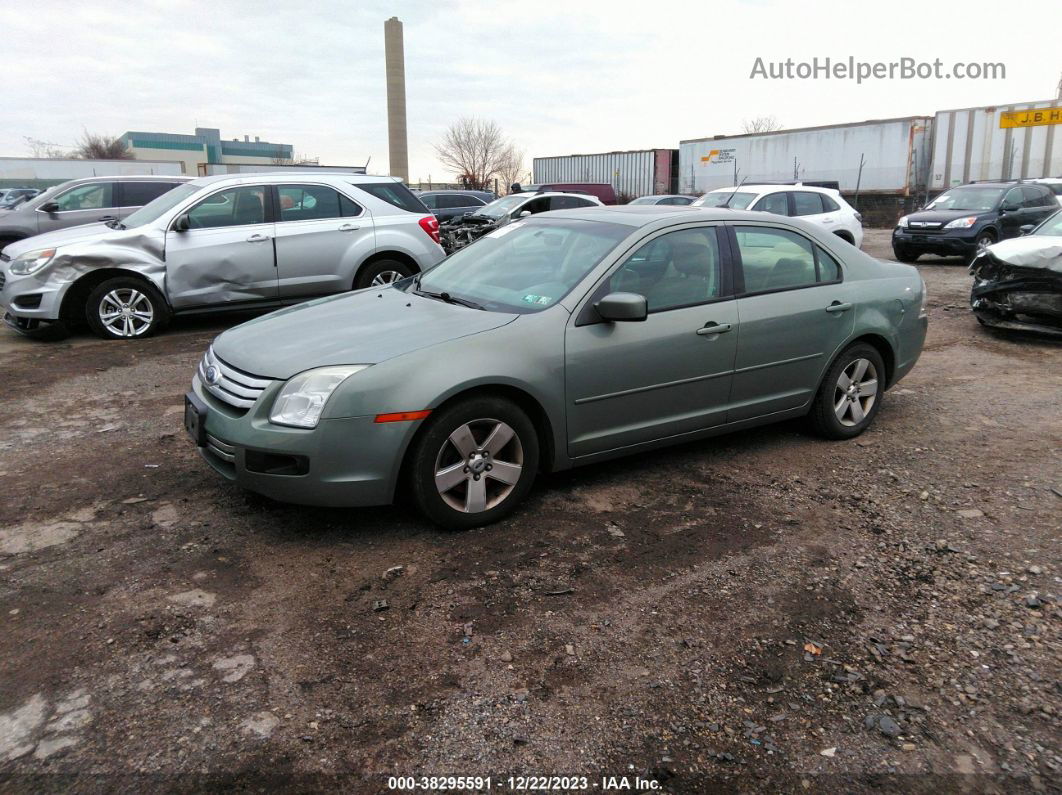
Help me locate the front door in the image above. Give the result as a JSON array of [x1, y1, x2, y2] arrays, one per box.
[[566, 224, 738, 458], [37, 180, 119, 233], [728, 224, 855, 421], [272, 184, 375, 298], [165, 185, 278, 310]]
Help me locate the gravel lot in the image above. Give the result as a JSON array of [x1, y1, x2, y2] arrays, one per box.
[[1, 229, 1059, 792]]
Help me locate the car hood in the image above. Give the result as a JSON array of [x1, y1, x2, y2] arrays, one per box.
[[2, 222, 122, 258], [213, 287, 520, 379], [907, 208, 990, 224], [984, 235, 1062, 272]]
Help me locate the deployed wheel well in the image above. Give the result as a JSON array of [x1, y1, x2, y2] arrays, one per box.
[[401, 385, 557, 481], [848, 334, 895, 388], [832, 230, 854, 244], [355, 251, 419, 287], [60, 269, 166, 328]]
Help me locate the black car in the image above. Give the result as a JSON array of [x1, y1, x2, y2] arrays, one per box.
[[417, 190, 495, 222], [892, 181, 1058, 264]]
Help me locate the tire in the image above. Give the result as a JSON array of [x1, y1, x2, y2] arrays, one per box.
[[85, 277, 168, 340], [892, 246, 919, 263], [968, 232, 996, 264], [408, 396, 539, 530], [354, 259, 415, 289], [809, 343, 886, 440]]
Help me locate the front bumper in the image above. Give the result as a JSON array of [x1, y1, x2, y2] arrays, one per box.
[[0, 263, 69, 334], [188, 376, 417, 508], [892, 228, 978, 257]]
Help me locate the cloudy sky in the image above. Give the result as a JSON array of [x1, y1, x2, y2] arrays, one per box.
[[2, 0, 1058, 182]]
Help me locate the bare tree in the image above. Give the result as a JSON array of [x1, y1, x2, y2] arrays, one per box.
[[496, 143, 526, 195], [434, 117, 515, 191], [24, 136, 68, 159], [741, 116, 783, 134], [74, 132, 133, 160]]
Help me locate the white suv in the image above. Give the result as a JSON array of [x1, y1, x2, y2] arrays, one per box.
[[694, 184, 864, 248], [0, 175, 446, 340]]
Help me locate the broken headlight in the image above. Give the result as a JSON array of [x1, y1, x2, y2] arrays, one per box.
[[269, 365, 371, 429], [8, 248, 56, 275]]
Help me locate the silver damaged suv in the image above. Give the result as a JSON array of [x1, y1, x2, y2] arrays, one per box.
[[0, 174, 446, 339]]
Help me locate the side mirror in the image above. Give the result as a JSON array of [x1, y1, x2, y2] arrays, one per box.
[[172, 214, 191, 232], [1020, 224, 1035, 235], [595, 292, 648, 322], [517, 210, 532, 218], [1001, 203, 1020, 213], [39, 201, 59, 213]]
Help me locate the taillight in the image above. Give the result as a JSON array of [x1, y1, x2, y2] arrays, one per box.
[[418, 215, 441, 245]]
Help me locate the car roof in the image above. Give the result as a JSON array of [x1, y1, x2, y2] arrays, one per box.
[[708, 184, 838, 195], [182, 173, 406, 189], [547, 205, 785, 227], [55, 174, 193, 186]]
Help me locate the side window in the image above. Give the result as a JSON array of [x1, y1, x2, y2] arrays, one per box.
[[120, 181, 177, 207], [549, 195, 587, 210], [820, 194, 841, 212], [753, 192, 789, 215], [339, 194, 363, 217], [356, 182, 429, 214], [605, 227, 722, 312], [419, 194, 438, 209], [522, 198, 551, 215], [55, 182, 114, 211], [1022, 186, 1050, 208], [816, 247, 842, 282], [735, 226, 817, 292], [186, 186, 266, 229], [277, 185, 342, 222], [1003, 187, 1023, 208], [792, 191, 825, 216], [439, 195, 475, 209]]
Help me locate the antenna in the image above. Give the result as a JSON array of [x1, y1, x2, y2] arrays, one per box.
[[722, 176, 748, 208]]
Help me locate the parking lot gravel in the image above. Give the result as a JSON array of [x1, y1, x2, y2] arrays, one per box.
[[0, 229, 1059, 792]]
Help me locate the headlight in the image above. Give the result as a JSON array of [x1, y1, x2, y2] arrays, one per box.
[[269, 365, 370, 429], [897, 215, 909, 228], [944, 216, 978, 230], [8, 248, 56, 275]]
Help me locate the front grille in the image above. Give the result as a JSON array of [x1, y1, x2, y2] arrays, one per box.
[[198, 346, 272, 410], [907, 221, 944, 234], [0, 273, 6, 291], [206, 434, 236, 463]]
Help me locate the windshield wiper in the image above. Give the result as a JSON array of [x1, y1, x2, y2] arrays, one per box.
[[414, 286, 484, 310]]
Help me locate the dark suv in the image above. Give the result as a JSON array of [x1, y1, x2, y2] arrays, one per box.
[[417, 190, 495, 222], [892, 181, 1058, 264]]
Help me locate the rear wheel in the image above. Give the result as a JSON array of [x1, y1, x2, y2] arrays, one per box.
[[355, 259, 415, 289], [85, 277, 168, 340], [408, 397, 539, 530], [809, 343, 886, 439]]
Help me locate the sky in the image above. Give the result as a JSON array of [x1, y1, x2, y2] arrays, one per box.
[[1, 0, 1059, 183]]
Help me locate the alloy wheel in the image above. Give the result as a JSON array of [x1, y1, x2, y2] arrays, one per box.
[[976, 235, 994, 254], [833, 358, 878, 427], [370, 270, 403, 286], [98, 289, 154, 337], [433, 418, 524, 513]]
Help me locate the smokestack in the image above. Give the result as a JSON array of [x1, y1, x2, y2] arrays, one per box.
[[384, 16, 409, 182]]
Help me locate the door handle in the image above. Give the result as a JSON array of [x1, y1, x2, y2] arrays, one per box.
[[246, 233, 270, 243], [99, 215, 117, 221], [338, 223, 360, 232], [696, 322, 732, 335], [826, 302, 853, 313]]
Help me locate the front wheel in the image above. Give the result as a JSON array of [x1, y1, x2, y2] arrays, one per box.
[[85, 277, 168, 340], [809, 343, 886, 439], [892, 245, 919, 263], [968, 232, 996, 264], [408, 397, 539, 529], [354, 259, 415, 289]]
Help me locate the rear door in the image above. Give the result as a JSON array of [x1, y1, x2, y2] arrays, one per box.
[[115, 181, 181, 219], [37, 180, 119, 232], [791, 191, 834, 230], [729, 224, 854, 421], [165, 185, 278, 310], [273, 184, 374, 298], [565, 223, 738, 457]]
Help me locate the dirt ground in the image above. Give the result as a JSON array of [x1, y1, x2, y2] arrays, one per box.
[[1, 229, 1059, 793]]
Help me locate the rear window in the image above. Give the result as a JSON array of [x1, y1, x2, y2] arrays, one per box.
[[120, 181, 180, 207], [355, 182, 428, 214]]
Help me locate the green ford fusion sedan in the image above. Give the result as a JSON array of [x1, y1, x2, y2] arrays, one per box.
[[185, 206, 927, 529]]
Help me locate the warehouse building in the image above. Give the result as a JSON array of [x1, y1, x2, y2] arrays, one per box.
[[532, 149, 678, 200], [119, 127, 295, 175]]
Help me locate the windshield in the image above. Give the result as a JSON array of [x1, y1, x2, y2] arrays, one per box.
[[122, 183, 200, 228], [629, 197, 658, 205], [694, 191, 756, 209], [472, 194, 529, 220], [926, 186, 1005, 212], [1033, 210, 1062, 236], [414, 218, 629, 313]]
